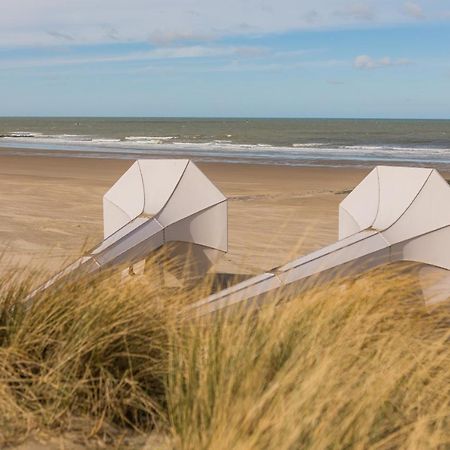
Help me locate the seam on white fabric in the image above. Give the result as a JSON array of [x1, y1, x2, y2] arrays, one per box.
[[371, 167, 381, 228], [154, 160, 190, 219], [104, 196, 132, 223], [340, 205, 361, 235], [384, 169, 433, 233], [136, 161, 146, 217]]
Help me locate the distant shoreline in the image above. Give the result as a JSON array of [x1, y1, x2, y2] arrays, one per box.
[[1, 145, 450, 170], [1, 116, 449, 168], [1, 116, 450, 121]]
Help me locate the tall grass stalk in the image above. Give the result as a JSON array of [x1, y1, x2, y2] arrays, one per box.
[[167, 268, 450, 450], [0, 260, 448, 449]]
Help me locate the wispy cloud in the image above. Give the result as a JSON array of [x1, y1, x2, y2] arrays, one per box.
[[1, 0, 449, 49], [46, 31, 75, 42], [0, 45, 269, 70], [209, 57, 346, 73], [403, 2, 425, 19], [171, 57, 345, 73], [147, 30, 217, 46], [303, 10, 320, 24], [333, 3, 376, 21], [354, 54, 412, 69], [274, 48, 325, 58]]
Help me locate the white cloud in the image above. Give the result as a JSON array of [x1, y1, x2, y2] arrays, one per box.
[[403, 2, 425, 19], [163, 57, 345, 74], [274, 48, 324, 58], [0, 45, 269, 69], [333, 3, 376, 21], [354, 55, 412, 69], [0, 0, 449, 48]]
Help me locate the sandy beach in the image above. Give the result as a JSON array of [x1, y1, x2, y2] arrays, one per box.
[[0, 152, 376, 281]]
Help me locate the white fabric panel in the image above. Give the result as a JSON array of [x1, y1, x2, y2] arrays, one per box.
[[394, 226, 450, 270], [162, 242, 221, 283], [418, 266, 450, 305], [164, 201, 227, 252], [93, 216, 153, 255], [200, 247, 223, 265], [278, 233, 389, 284], [339, 168, 379, 239], [192, 273, 281, 315], [103, 198, 132, 239], [372, 166, 432, 230], [138, 159, 189, 216], [26, 256, 100, 301], [278, 230, 378, 272], [103, 162, 144, 237], [339, 207, 361, 240], [156, 161, 226, 227], [93, 219, 165, 267], [382, 170, 450, 244], [45, 256, 96, 287]]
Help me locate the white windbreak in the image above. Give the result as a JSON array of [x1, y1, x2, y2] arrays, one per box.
[[191, 166, 450, 316], [26, 159, 227, 302]]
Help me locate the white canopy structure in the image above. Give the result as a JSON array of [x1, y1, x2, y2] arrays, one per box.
[[27, 159, 227, 300], [190, 166, 450, 316]]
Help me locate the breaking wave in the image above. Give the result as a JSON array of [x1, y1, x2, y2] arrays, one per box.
[[1, 131, 450, 166]]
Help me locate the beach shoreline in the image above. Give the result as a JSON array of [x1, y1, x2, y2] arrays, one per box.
[[2, 144, 450, 170]]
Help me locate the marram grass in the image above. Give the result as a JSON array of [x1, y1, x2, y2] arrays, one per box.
[[0, 261, 448, 449]]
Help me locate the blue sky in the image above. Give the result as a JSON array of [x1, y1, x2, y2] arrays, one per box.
[[1, 0, 449, 118]]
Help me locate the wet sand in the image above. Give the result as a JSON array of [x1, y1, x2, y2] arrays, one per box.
[[0, 154, 374, 279]]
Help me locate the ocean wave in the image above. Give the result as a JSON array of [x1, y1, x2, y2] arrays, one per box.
[[1, 131, 450, 165], [2, 131, 44, 138], [91, 138, 122, 143], [124, 136, 175, 141], [292, 143, 329, 148]]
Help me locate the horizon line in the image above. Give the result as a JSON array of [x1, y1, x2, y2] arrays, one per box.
[[1, 116, 450, 121]]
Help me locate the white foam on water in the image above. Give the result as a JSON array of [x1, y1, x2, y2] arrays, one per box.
[[292, 142, 329, 148], [1, 132, 450, 166], [6, 131, 44, 138], [124, 136, 175, 141], [91, 138, 122, 143]]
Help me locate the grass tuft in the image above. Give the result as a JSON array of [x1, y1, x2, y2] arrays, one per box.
[[0, 261, 448, 449]]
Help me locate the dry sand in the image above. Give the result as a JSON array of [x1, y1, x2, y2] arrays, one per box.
[[0, 154, 372, 280]]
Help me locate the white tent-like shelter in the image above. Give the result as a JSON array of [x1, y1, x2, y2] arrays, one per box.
[[190, 166, 450, 316], [27, 159, 227, 300]]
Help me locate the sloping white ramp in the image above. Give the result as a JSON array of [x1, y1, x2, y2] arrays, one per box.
[[27, 159, 227, 300], [190, 166, 450, 316]]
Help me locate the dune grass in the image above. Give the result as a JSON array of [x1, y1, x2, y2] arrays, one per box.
[[0, 262, 448, 449]]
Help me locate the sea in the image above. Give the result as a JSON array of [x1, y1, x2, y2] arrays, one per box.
[[1, 117, 450, 167]]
